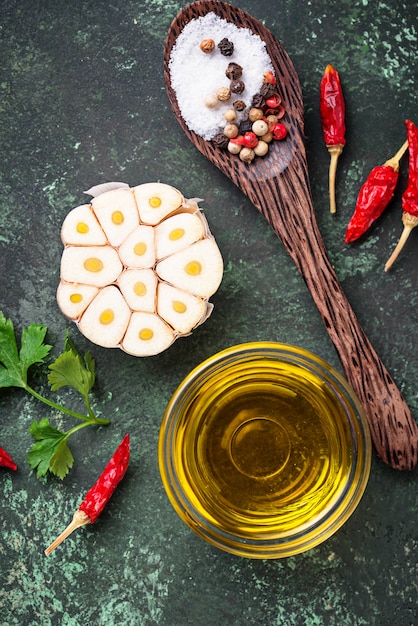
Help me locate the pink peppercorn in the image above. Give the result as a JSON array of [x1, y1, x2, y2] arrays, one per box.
[[265, 94, 282, 109], [263, 71, 276, 85], [272, 123, 288, 140], [242, 132, 258, 148]]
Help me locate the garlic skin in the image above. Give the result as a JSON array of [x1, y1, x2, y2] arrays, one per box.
[[57, 182, 223, 356]]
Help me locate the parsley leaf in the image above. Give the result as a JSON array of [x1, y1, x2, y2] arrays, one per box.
[[48, 335, 95, 402], [0, 312, 51, 388], [28, 418, 74, 479]]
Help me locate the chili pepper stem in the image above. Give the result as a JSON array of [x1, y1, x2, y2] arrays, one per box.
[[44, 509, 90, 556], [384, 140, 408, 171], [327, 144, 344, 214], [384, 212, 418, 271]]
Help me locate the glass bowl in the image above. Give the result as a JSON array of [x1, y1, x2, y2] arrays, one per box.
[[158, 342, 371, 558]]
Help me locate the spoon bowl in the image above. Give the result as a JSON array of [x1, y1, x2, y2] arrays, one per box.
[[164, 1, 418, 470]]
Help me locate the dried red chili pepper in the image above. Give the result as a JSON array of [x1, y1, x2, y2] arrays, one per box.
[[345, 140, 408, 243], [320, 64, 346, 214], [45, 434, 130, 556], [0, 446, 17, 471], [385, 120, 418, 271]]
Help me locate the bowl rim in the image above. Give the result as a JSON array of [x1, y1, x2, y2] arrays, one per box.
[[158, 341, 372, 558]]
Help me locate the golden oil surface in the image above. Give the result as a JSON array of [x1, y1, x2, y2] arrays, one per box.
[[175, 359, 353, 538]]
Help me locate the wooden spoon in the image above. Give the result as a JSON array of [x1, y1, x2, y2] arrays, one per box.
[[164, 1, 418, 470]]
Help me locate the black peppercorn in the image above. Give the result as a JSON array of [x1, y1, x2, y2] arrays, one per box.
[[230, 79, 245, 94], [225, 62, 243, 80], [260, 82, 276, 98], [238, 119, 253, 134], [232, 100, 246, 111], [218, 38, 234, 56], [211, 133, 229, 150], [251, 93, 265, 108]]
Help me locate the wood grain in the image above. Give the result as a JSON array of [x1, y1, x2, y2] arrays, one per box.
[[164, 1, 418, 469]]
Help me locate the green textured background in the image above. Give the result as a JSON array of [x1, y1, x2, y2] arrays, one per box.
[[1, 1, 418, 624]]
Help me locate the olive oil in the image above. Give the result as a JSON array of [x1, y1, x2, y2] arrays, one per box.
[[159, 343, 371, 558], [175, 359, 353, 536]]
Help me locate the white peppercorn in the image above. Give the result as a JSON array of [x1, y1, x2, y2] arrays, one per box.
[[261, 131, 273, 143], [266, 114, 279, 130], [248, 107, 264, 122], [224, 123, 239, 139], [216, 86, 231, 102], [228, 141, 242, 155], [224, 109, 237, 122], [254, 140, 269, 157], [239, 147, 255, 163], [204, 94, 218, 109], [252, 120, 269, 136]]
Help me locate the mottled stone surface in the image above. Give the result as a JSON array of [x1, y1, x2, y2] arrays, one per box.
[[1, 1, 417, 624]]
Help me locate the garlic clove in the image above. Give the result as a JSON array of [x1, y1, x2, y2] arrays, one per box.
[[117, 269, 157, 313], [157, 282, 207, 334], [117, 224, 156, 269], [78, 285, 131, 348], [92, 188, 139, 246], [60, 246, 122, 287], [155, 212, 205, 260], [156, 239, 223, 298], [61, 204, 107, 246], [121, 311, 175, 356], [133, 182, 184, 225], [56, 282, 99, 320]]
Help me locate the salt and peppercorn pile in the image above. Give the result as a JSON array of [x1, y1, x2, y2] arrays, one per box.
[[200, 37, 288, 164]]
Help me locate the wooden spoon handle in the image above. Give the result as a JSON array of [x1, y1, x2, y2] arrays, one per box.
[[248, 153, 418, 470]]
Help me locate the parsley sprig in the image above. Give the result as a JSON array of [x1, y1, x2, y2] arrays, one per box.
[[0, 312, 110, 479]]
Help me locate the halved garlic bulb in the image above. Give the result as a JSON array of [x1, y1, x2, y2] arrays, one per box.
[[57, 182, 223, 356]]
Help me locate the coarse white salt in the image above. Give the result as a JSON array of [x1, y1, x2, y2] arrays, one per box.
[[169, 12, 274, 140]]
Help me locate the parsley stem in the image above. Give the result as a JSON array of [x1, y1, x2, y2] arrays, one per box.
[[64, 419, 102, 438], [24, 384, 110, 425]]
